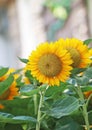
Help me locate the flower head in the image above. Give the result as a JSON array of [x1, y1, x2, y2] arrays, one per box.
[[56, 38, 91, 68], [0, 104, 4, 109], [0, 81, 18, 100], [0, 68, 19, 104], [25, 42, 73, 86], [84, 91, 92, 98], [0, 68, 19, 82]]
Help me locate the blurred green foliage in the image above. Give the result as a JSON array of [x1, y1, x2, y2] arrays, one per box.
[[44, 0, 73, 41]]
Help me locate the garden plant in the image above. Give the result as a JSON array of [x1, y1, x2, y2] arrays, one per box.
[[0, 38, 92, 130]]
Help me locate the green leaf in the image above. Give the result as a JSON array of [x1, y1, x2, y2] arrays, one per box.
[[18, 57, 28, 64], [20, 85, 39, 96], [20, 84, 47, 96], [44, 96, 80, 119], [88, 111, 92, 125], [0, 122, 5, 130], [84, 67, 92, 79], [81, 86, 92, 92], [84, 39, 92, 45], [0, 112, 36, 124], [45, 82, 69, 98], [0, 74, 14, 96], [0, 67, 9, 77], [55, 116, 82, 130], [71, 68, 86, 77], [16, 75, 24, 87], [12, 68, 23, 75], [75, 76, 89, 86], [4, 124, 23, 130], [0, 98, 34, 116]]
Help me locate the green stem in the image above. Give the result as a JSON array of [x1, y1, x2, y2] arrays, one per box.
[[77, 86, 90, 130], [33, 94, 38, 115], [36, 91, 44, 130]]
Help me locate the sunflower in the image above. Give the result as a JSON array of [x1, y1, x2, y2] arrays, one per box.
[[0, 104, 4, 109], [0, 81, 18, 100], [25, 42, 73, 86], [56, 38, 91, 68], [0, 68, 19, 82], [0, 68, 19, 100], [84, 91, 92, 98]]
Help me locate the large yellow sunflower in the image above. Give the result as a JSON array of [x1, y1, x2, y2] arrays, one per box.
[[25, 42, 73, 86], [56, 38, 91, 68]]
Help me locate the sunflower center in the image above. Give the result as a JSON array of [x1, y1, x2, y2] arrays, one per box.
[[67, 47, 81, 67], [0, 89, 10, 100], [38, 53, 62, 77]]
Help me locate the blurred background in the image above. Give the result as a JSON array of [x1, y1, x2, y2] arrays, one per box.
[[0, 0, 91, 68]]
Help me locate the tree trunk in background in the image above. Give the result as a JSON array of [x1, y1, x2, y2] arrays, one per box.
[[87, 0, 92, 45], [16, 0, 46, 63]]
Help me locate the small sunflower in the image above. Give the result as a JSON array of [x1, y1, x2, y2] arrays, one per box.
[[0, 81, 18, 100], [0, 104, 4, 109], [0, 68, 19, 100], [25, 42, 73, 86], [0, 68, 19, 82], [84, 91, 92, 98], [56, 38, 91, 68]]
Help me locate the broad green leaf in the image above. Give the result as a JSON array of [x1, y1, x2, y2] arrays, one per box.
[[0, 98, 34, 116], [20, 85, 39, 96], [55, 116, 82, 130], [0, 74, 14, 96], [20, 84, 47, 96], [0, 67, 9, 77], [75, 76, 89, 86], [18, 57, 28, 64], [44, 96, 80, 118], [11, 116, 36, 124], [0, 112, 13, 119], [45, 82, 69, 98], [0, 112, 36, 124], [84, 39, 92, 45]]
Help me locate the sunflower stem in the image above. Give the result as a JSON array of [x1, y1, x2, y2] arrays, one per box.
[[36, 85, 48, 130], [33, 94, 38, 115], [36, 91, 44, 130], [76, 86, 90, 130]]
